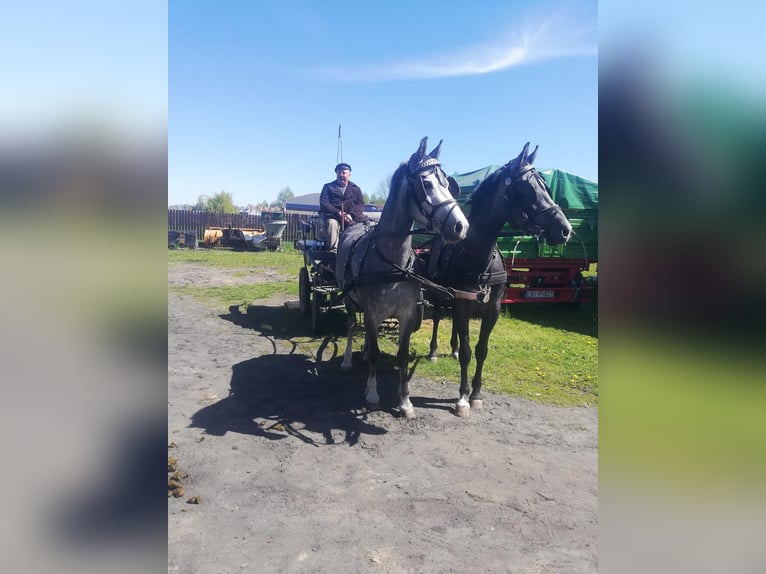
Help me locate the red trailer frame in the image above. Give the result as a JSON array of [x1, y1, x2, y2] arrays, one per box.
[[503, 258, 596, 304]]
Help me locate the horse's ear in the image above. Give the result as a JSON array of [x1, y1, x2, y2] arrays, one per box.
[[520, 142, 530, 164], [428, 139, 443, 159], [527, 145, 539, 165], [416, 137, 428, 158], [510, 142, 530, 167]]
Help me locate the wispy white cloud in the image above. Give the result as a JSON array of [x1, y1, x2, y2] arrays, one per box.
[[311, 4, 596, 82]]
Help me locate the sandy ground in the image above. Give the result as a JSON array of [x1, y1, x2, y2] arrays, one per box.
[[168, 262, 597, 573]]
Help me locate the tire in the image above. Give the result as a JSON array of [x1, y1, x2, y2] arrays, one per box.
[[311, 291, 324, 333], [299, 267, 311, 316]]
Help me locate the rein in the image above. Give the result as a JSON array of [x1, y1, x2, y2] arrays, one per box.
[[383, 254, 489, 302]]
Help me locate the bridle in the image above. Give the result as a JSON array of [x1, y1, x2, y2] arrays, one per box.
[[505, 164, 565, 236], [408, 162, 462, 232]]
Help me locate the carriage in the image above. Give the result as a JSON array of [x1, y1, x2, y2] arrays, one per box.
[[294, 216, 345, 333], [294, 215, 428, 334]]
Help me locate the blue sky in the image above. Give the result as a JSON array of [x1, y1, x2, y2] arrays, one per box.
[[169, 0, 598, 206]]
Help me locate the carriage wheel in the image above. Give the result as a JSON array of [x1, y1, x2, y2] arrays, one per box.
[[311, 291, 324, 333], [414, 289, 425, 332], [299, 267, 311, 316]]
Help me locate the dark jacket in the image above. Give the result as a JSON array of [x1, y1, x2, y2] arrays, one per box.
[[319, 180, 367, 222]]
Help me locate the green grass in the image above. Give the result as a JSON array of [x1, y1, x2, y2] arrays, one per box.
[[169, 247, 302, 305], [173, 282, 298, 305], [169, 248, 598, 407], [365, 304, 598, 407], [168, 246, 301, 275]]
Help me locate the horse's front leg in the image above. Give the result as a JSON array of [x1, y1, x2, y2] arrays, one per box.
[[340, 304, 356, 371], [397, 323, 416, 419], [452, 307, 473, 417], [428, 299, 441, 362], [470, 310, 499, 411], [364, 315, 381, 409], [450, 319, 459, 360]]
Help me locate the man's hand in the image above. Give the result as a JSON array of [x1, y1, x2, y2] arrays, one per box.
[[343, 213, 353, 225]]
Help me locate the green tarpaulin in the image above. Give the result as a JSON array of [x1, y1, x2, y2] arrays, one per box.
[[445, 165, 598, 261], [452, 166, 598, 211]]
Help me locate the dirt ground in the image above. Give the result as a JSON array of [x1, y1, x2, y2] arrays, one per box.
[[168, 263, 598, 573]]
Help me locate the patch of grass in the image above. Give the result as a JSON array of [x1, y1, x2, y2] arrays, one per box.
[[168, 247, 302, 276], [174, 282, 297, 307], [367, 304, 598, 407], [169, 247, 302, 306]]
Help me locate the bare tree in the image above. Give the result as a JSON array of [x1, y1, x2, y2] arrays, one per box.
[[370, 174, 392, 206]]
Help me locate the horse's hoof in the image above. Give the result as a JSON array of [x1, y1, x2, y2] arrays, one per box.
[[429, 355, 438, 363], [400, 407, 416, 419], [451, 352, 459, 360], [470, 399, 483, 410], [340, 362, 352, 372], [366, 401, 379, 411], [455, 404, 470, 417]]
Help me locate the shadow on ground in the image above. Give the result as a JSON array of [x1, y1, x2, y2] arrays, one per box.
[[221, 302, 347, 340], [189, 303, 431, 444], [190, 352, 407, 446]]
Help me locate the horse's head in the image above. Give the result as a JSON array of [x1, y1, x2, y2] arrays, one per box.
[[502, 142, 572, 245], [404, 137, 468, 243]]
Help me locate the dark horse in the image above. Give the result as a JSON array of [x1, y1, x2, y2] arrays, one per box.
[[426, 142, 572, 416], [335, 137, 469, 419]]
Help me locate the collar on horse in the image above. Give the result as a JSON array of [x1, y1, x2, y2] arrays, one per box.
[[429, 242, 507, 303]]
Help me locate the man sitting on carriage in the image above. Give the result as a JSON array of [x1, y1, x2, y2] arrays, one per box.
[[318, 162, 367, 252]]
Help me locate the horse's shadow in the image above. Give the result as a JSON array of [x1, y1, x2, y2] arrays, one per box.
[[190, 353, 399, 446], [191, 304, 411, 445]]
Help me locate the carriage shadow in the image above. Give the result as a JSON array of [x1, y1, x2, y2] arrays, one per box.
[[222, 302, 348, 340], [220, 302, 414, 394], [189, 304, 416, 445], [189, 353, 394, 446]]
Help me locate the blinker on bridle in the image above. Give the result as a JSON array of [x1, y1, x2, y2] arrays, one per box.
[[408, 160, 461, 231], [502, 163, 564, 237]]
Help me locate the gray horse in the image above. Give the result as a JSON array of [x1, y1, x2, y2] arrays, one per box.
[[426, 143, 572, 416], [335, 137, 469, 418]]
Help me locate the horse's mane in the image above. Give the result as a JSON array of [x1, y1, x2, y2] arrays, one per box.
[[467, 165, 505, 217], [382, 161, 408, 210], [468, 156, 537, 218]]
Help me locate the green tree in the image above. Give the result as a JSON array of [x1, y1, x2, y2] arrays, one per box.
[[195, 191, 239, 213]]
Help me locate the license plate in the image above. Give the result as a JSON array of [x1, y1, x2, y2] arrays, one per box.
[[523, 289, 554, 299]]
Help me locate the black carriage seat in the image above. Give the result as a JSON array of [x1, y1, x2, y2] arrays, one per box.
[[309, 247, 336, 268]]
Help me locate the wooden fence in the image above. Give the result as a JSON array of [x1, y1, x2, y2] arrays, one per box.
[[168, 210, 314, 246]]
